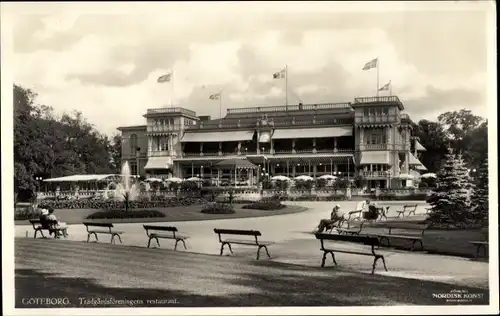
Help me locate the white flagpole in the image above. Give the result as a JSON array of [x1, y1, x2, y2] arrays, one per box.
[[171, 69, 175, 108], [390, 81, 392, 96], [219, 90, 222, 118], [376, 58, 380, 97], [285, 65, 288, 106]]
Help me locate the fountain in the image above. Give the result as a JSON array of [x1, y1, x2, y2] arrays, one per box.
[[107, 161, 140, 202]]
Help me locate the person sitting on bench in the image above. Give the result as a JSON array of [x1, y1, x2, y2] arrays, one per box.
[[46, 207, 69, 237], [314, 204, 344, 233]]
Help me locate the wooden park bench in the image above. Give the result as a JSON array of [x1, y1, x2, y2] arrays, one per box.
[[315, 233, 388, 274], [143, 225, 189, 250], [336, 220, 366, 235], [29, 219, 66, 239], [346, 209, 362, 221], [213, 228, 273, 260], [395, 204, 419, 218], [469, 227, 489, 259], [83, 222, 123, 244], [372, 222, 429, 251]]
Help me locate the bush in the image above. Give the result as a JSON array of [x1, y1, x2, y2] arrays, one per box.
[[15, 210, 40, 221], [38, 196, 201, 209], [86, 209, 166, 220], [201, 202, 235, 214], [242, 195, 285, 210]]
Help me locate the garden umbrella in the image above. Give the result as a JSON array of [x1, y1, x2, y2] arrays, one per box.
[[271, 175, 290, 181], [421, 173, 437, 179], [214, 158, 258, 169], [165, 177, 183, 183], [145, 178, 163, 182], [318, 174, 337, 180], [398, 173, 414, 180], [295, 175, 314, 181], [186, 177, 201, 181]]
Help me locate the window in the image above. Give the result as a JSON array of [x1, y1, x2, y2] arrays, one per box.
[[130, 134, 138, 154], [368, 129, 386, 145], [383, 108, 389, 115], [364, 108, 369, 116]]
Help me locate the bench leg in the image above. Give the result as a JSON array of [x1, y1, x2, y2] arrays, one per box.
[[227, 243, 233, 254], [87, 232, 98, 243], [410, 240, 423, 251], [330, 251, 337, 265], [372, 255, 388, 274], [181, 239, 187, 250], [321, 251, 327, 267], [147, 237, 154, 248], [257, 245, 271, 260], [34, 229, 39, 239], [220, 242, 227, 256]]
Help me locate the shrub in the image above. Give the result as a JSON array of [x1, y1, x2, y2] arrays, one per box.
[[242, 200, 286, 210], [15, 210, 40, 221], [86, 209, 166, 220], [201, 202, 235, 214], [38, 196, 201, 209]]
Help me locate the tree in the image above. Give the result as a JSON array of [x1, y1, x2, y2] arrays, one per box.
[[438, 109, 483, 143], [413, 119, 449, 172], [470, 157, 489, 224], [426, 148, 474, 227], [109, 133, 123, 173]]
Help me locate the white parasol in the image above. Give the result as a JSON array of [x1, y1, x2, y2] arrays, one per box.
[[271, 175, 290, 181], [421, 173, 437, 179]]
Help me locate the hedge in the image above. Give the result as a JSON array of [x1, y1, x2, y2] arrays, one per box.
[[242, 201, 286, 211], [86, 209, 166, 220], [15, 210, 40, 221], [201, 202, 235, 214], [38, 197, 202, 209]]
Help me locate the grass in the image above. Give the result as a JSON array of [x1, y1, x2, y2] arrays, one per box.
[[15, 238, 490, 307], [14, 205, 307, 225]]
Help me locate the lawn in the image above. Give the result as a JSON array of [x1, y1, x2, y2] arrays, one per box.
[[14, 204, 307, 225]]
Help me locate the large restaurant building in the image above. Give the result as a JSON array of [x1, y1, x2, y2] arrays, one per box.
[[117, 96, 428, 190]]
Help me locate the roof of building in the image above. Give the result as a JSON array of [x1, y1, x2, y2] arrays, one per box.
[[116, 125, 147, 131]]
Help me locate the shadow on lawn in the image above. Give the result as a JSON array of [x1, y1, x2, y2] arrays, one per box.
[[16, 262, 489, 308]]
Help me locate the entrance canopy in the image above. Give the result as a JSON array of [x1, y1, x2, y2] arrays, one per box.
[[43, 174, 118, 182]]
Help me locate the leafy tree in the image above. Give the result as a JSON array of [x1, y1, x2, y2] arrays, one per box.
[[109, 133, 123, 173], [413, 119, 449, 172], [426, 148, 474, 228]]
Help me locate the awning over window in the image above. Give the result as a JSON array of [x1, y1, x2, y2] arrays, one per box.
[[144, 156, 173, 169], [416, 140, 426, 151], [272, 127, 352, 140], [360, 151, 389, 165], [181, 130, 254, 142], [409, 153, 424, 165], [416, 164, 428, 171]]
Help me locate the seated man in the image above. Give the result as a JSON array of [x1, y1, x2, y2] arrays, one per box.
[[314, 204, 344, 233], [46, 207, 69, 238]]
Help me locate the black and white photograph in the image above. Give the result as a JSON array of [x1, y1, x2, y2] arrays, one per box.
[[1, 1, 498, 315]]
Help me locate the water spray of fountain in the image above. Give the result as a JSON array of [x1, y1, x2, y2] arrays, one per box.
[[105, 161, 140, 205]]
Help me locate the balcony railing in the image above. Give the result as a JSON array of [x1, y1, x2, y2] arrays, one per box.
[[359, 171, 391, 178], [147, 124, 183, 133], [355, 114, 399, 124], [148, 150, 171, 157], [187, 117, 353, 130], [226, 102, 353, 115], [179, 148, 354, 157], [361, 143, 389, 150], [146, 107, 197, 117]]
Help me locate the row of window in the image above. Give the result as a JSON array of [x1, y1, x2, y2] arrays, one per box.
[[363, 107, 390, 116]]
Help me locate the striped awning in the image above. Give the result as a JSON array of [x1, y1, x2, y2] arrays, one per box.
[[360, 151, 390, 165], [416, 140, 426, 151], [262, 153, 355, 165], [272, 127, 352, 139], [144, 156, 173, 169], [43, 174, 117, 182], [181, 130, 254, 142]]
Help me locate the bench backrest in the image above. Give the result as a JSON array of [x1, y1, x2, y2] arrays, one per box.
[[30, 219, 58, 229], [404, 204, 419, 210], [214, 228, 261, 236], [143, 225, 178, 232], [386, 222, 429, 235], [83, 222, 114, 228], [315, 233, 380, 246]]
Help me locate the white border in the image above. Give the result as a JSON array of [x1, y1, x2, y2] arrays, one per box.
[[1, 1, 498, 315]]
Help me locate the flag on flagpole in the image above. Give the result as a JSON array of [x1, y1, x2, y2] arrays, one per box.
[[378, 80, 391, 91], [157, 73, 172, 83], [362, 58, 378, 70], [273, 68, 286, 79], [209, 92, 221, 100]]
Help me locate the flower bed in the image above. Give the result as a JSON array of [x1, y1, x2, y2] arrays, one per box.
[[200, 202, 235, 214], [38, 196, 201, 209], [241, 200, 286, 211], [86, 209, 166, 220]]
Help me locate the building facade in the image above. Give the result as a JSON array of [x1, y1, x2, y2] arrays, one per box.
[[117, 96, 428, 189]]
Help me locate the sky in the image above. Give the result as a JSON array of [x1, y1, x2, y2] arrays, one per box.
[[4, 1, 495, 136]]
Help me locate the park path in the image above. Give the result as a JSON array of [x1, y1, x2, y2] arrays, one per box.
[[15, 201, 489, 289]]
